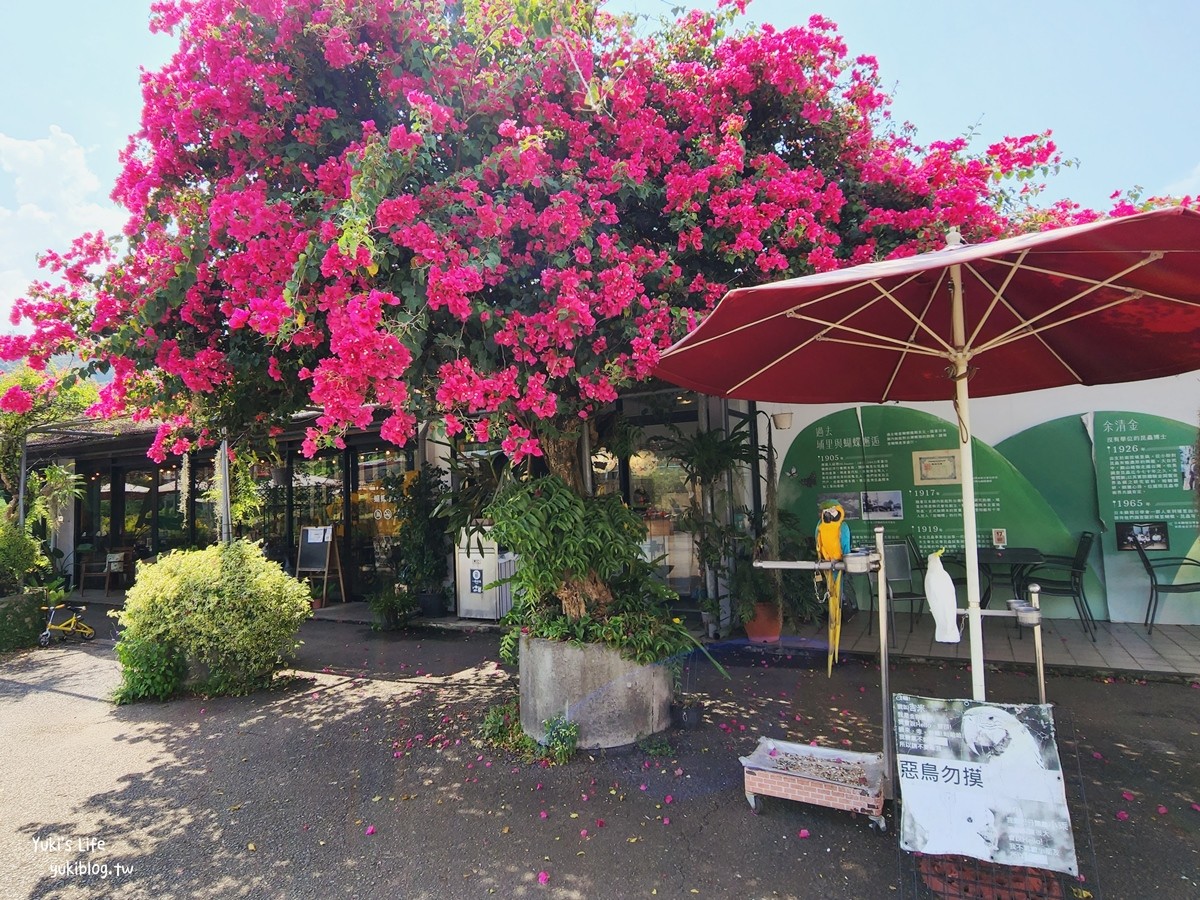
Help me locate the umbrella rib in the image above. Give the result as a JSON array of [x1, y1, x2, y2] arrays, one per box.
[[728, 315, 943, 395], [784, 310, 947, 356], [965, 249, 1027, 349], [881, 270, 946, 400], [971, 251, 1163, 354], [787, 273, 956, 355], [659, 305, 798, 357]]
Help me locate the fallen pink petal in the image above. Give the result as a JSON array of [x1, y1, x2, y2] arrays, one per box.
[[364, 825, 376, 835], [1157, 805, 1168, 815], [798, 829, 810, 839], [1121, 790, 1135, 801], [1116, 810, 1129, 821], [538, 871, 549, 885]]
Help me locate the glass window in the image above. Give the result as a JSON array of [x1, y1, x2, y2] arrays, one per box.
[[623, 391, 702, 599], [156, 464, 187, 553], [193, 460, 216, 548], [77, 470, 111, 552], [292, 454, 343, 538], [122, 470, 156, 557], [350, 447, 410, 596]]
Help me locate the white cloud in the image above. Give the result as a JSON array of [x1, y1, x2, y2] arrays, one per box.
[[0, 127, 126, 332], [1162, 162, 1200, 201]]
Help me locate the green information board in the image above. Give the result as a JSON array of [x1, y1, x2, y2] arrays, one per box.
[[778, 406, 1082, 618], [1093, 411, 1200, 624]]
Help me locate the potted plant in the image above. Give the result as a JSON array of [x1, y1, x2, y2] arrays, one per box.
[[385, 465, 452, 618], [697, 588, 721, 639], [434, 448, 510, 554], [367, 584, 419, 630], [730, 508, 822, 643], [670, 693, 706, 729]]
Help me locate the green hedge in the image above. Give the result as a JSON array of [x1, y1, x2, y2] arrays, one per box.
[[0, 592, 44, 651], [113, 540, 311, 703]]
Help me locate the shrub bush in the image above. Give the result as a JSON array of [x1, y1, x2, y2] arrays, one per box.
[[0, 592, 45, 651], [0, 519, 46, 595], [113, 540, 311, 702]]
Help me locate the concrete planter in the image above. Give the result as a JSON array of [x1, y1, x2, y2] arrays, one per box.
[[518, 634, 671, 749]]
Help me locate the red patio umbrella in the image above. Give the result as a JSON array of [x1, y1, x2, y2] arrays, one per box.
[[654, 205, 1200, 699]]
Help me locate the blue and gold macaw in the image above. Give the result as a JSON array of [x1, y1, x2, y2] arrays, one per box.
[[815, 501, 852, 676]]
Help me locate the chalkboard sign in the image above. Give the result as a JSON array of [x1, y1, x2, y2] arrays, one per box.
[[297, 526, 333, 574], [297, 526, 344, 605]]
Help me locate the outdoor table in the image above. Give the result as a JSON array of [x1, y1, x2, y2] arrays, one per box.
[[948, 547, 1044, 608]]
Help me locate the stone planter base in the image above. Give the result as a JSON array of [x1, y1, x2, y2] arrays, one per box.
[[519, 634, 671, 749]]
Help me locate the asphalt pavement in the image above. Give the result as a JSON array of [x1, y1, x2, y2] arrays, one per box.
[[1, 614, 1197, 899]]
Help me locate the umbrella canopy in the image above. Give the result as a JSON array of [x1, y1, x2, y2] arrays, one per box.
[[657, 206, 1200, 402], [654, 206, 1200, 699]]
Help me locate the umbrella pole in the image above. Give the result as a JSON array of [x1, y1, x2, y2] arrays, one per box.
[[875, 526, 894, 801], [950, 259, 987, 701]]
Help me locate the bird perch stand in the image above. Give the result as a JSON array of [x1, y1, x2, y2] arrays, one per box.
[[754, 525, 895, 804]]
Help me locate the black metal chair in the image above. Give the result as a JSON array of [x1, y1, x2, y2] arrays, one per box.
[[867, 542, 926, 640], [1018, 532, 1097, 640], [1133, 540, 1200, 633], [905, 534, 966, 590]]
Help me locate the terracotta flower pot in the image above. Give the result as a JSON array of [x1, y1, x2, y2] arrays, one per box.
[[743, 601, 782, 643]]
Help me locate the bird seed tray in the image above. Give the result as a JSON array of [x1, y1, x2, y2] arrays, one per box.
[[740, 737, 885, 817]]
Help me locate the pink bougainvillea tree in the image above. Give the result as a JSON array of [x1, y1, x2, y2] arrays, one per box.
[[6, 0, 1122, 622], [3, 0, 1091, 476]]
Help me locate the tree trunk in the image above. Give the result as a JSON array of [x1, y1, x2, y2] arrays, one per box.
[[542, 434, 584, 493], [539, 432, 612, 620]]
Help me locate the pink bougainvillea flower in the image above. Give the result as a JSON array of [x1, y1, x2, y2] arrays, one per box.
[[364, 825, 376, 835], [798, 829, 810, 839], [664, 795, 673, 804], [1157, 805, 1168, 815], [0, 385, 34, 414], [662, 817, 670, 825], [539, 810, 548, 819], [538, 871, 549, 885], [1121, 791, 1135, 801], [1115, 810, 1129, 821]]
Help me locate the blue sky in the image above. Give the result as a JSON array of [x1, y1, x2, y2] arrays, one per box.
[[2, 0, 1198, 326]]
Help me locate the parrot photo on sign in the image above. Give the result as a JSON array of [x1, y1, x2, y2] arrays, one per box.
[[924, 549, 961, 643], [815, 501, 852, 675]]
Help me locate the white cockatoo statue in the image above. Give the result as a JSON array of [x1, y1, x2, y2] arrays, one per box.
[[925, 549, 961, 643]]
